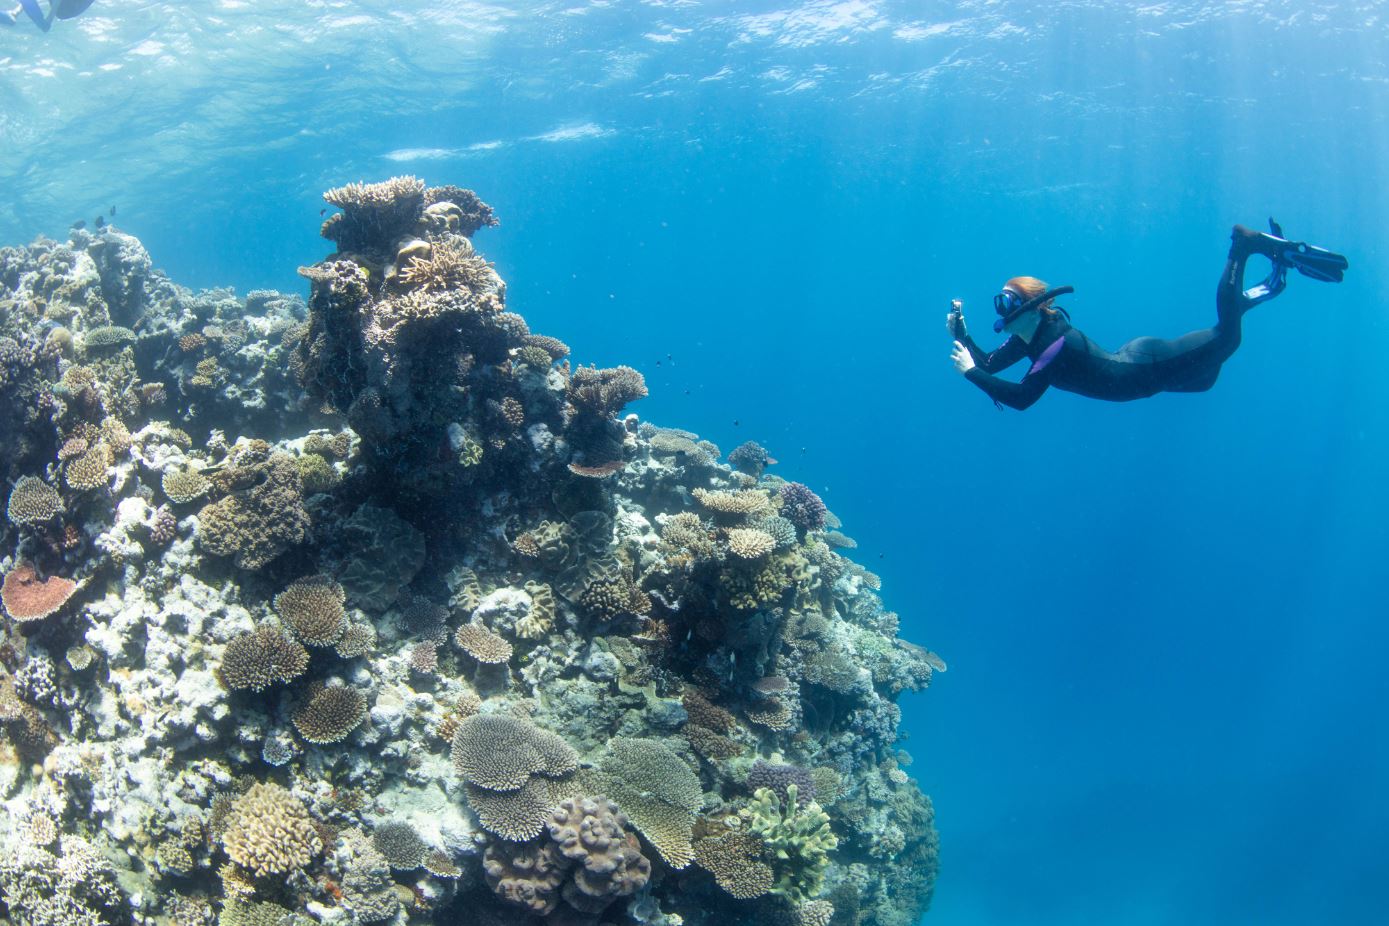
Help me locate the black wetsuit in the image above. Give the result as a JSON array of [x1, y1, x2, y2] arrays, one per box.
[[960, 257, 1248, 410]]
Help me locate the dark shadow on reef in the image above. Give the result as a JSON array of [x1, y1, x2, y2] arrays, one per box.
[[0, 177, 943, 926]]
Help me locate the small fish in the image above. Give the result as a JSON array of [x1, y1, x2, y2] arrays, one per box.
[[319, 208, 327, 216], [655, 360, 661, 367], [733, 419, 740, 427], [109, 205, 116, 216], [94, 215, 105, 229], [71, 219, 86, 230], [684, 389, 690, 395]]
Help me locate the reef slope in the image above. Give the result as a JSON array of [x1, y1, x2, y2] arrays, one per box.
[[0, 178, 942, 926]]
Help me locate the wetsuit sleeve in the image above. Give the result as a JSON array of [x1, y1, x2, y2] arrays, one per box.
[[964, 366, 1050, 410], [959, 332, 1027, 373]]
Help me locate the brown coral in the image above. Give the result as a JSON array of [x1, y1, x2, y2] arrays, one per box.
[[6, 477, 63, 525], [726, 527, 776, 560], [694, 830, 774, 899], [692, 487, 770, 517], [196, 454, 309, 570], [596, 738, 703, 869], [217, 625, 310, 692], [1, 563, 77, 622], [451, 714, 577, 791], [220, 782, 323, 877], [63, 442, 111, 491], [454, 621, 513, 665], [274, 575, 347, 647], [292, 686, 368, 744]]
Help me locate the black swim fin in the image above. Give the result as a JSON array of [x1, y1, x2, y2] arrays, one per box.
[[1264, 217, 1349, 283]]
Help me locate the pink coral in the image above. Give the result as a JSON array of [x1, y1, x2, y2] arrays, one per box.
[[1, 563, 77, 622]]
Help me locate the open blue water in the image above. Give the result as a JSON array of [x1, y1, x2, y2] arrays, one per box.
[[4, 2, 1387, 923]]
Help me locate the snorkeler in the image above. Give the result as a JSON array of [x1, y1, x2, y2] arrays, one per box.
[[947, 221, 1348, 410], [0, 0, 95, 31]]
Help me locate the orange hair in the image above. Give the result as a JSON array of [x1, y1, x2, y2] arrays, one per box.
[[1003, 276, 1057, 313]]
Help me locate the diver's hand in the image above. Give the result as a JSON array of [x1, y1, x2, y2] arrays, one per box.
[[946, 300, 967, 339], [951, 340, 975, 374]]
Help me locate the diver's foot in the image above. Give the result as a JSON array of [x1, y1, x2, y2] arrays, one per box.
[[1229, 224, 1283, 260]]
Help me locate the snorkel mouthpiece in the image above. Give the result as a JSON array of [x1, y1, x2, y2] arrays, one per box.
[[993, 285, 1075, 333]]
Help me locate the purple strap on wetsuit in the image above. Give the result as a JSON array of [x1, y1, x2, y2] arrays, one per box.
[[1027, 336, 1065, 376]]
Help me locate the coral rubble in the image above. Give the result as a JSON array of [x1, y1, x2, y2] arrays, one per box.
[[0, 178, 944, 926]]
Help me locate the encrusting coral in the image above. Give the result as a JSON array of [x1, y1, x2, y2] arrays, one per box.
[[0, 178, 942, 926]]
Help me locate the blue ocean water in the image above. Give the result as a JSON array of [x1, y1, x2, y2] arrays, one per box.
[[3, 2, 1387, 923]]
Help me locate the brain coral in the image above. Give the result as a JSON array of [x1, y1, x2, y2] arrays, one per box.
[[598, 738, 703, 869], [274, 574, 347, 646], [220, 782, 323, 877], [217, 625, 310, 692], [1, 563, 77, 622], [517, 581, 557, 639], [292, 686, 368, 744], [6, 476, 63, 525]]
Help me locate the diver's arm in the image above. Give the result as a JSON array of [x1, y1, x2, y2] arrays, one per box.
[[965, 333, 1027, 373], [964, 367, 1049, 410]]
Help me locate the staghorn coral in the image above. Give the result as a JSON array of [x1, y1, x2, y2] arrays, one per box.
[[1, 563, 77, 622], [523, 333, 570, 360], [273, 574, 347, 647], [6, 475, 63, 524], [596, 738, 702, 869], [292, 685, 368, 744], [217, 625, 310, 692], [220, 782, 323, 877], [399, 239, 495, 294], [335, 621, 377, 658], [82, 324, 135, 350]]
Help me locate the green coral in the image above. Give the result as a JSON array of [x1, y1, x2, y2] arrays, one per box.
[[295, 452, 338, 493], [744, 785, 837, 903]]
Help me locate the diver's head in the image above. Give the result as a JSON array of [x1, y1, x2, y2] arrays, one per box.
[[993, 275, 1055, 339]]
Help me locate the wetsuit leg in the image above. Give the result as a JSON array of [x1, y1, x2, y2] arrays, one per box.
[[1112, 241, 1255, 394]]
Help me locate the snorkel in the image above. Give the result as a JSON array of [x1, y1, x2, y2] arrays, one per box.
[[993, 285, 1075, 333]]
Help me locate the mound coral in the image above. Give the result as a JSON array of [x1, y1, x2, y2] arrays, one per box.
[[220, 782, 323, 877], [196, 454, 309, 570], [1, 563, 77, 622]]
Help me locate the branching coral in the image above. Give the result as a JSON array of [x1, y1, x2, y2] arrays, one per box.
[[220, 783, 323, 877], [6, 476, 63, 525], [372, 821, 427, 870], [321, 176, 427, 255], [217, 625, 310, 692], [778, 482, 828, 532], [728, 440, 775, 476], [292, 686, 368, 744], [454, 621, 514, 665], [743, 785, 837, 903], [694, 829, 774, 900], [567, 365, 647, 420], [693, 487, 770, 517], [274, 574, 347, 647], [452, 714, 579, 841], [726, 527, 776, 560], [161, 468, 211, 505]]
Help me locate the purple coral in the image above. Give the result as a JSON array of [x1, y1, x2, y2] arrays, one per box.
[[747, 760, 816, 808], [778, 481, 827, 532]]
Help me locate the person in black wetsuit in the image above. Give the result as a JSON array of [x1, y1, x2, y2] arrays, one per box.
[[948, 223, 1348, 410]]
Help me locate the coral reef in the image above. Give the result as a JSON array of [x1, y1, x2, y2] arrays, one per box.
[[0, 179, 942, 926]]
